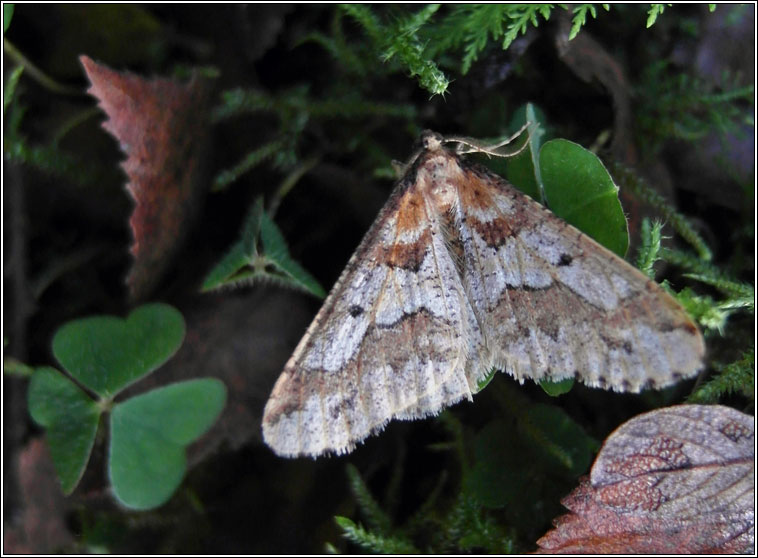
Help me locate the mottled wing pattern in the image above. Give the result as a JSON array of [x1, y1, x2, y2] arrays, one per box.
[[263, 130, 705, 458], [262, 174, 487, 457], [450, 157, 705, 391]]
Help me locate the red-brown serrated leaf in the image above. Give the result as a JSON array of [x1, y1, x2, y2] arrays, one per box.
[[537, 404, 754, 554], [80, 55, 211, 300]]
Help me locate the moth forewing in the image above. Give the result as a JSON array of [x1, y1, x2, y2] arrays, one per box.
[[262, 131, 704, 458]]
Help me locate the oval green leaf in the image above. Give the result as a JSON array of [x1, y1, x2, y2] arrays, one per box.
[[520, 404, 598, 476], [539, 377, 575, 397], [52, 303, 185, 398], [28, 366, 101, 494], [465, 420, 535, 509], [504, 102, 549, 202], [109, 378, 226, 510], [539, 139, 629, 257], [3, 4, 14, 34], [473, 366, 498, 394]]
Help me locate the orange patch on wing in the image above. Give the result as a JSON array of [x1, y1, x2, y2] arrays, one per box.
[[456, 170, 496, 212], [383, 228, 431, 271], [394, 188, 427, 235]]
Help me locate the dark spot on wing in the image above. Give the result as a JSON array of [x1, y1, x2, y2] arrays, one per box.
[[349, 305, 364, 318]]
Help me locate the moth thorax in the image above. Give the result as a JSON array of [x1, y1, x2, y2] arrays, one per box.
[[427, 179, 457, 211]]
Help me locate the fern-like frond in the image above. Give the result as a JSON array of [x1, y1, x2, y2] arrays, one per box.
[[611, 163, 712, 260], [672, 287, 743, 334], [345, 464, 393, 535], [334, 517, 419, 554], [569, 4, 609, 39], [689, 348, 754, 403], [636, 61, 754, 158], [636, 218, 664, 278], [426, 5, 552, 74], [444, 492, 515, 553], [660, 247, 754, 303], [342, 4, 449, 96], [646, 4, 667, 27]]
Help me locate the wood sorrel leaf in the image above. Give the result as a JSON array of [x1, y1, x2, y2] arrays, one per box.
[[109, 378, 226, 510], [52, 303, 185, 398], [27, 367, 101, 494]]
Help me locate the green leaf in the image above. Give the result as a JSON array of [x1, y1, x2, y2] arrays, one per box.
[[200, 242, 251, 291], [28, 367, 101, 494], [504, 103, 548, 202], [474, 367, 498, 394], [466, 407, 597, 509], [539, 377, 575, 396], [3, 4, 13, 33], [465, 420, 534, 509], [520, 404, 597, 476], [202, 198, 325, 298], [539, 139, 629, 257], [52, 303, 185, 398], [109, 378, 226, 510], [260, 212, 327, 298]]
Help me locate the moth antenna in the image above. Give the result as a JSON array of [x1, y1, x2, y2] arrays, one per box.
[[444, 121, 532, 158]]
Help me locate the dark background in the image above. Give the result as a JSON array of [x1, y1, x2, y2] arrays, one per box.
[[3, 4, 754, 553]]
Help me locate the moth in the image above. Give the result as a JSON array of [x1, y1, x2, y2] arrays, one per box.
[[262, 130, 705, 458]]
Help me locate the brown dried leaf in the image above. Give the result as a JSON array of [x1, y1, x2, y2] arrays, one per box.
[[80, 55, 212, 300], [537, 404, 754, 554]]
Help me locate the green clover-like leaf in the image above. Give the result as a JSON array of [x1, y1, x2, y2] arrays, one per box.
[[52, 303, 185, 398], [109, 378, 226, 510], [28, 366, 101, 494]]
